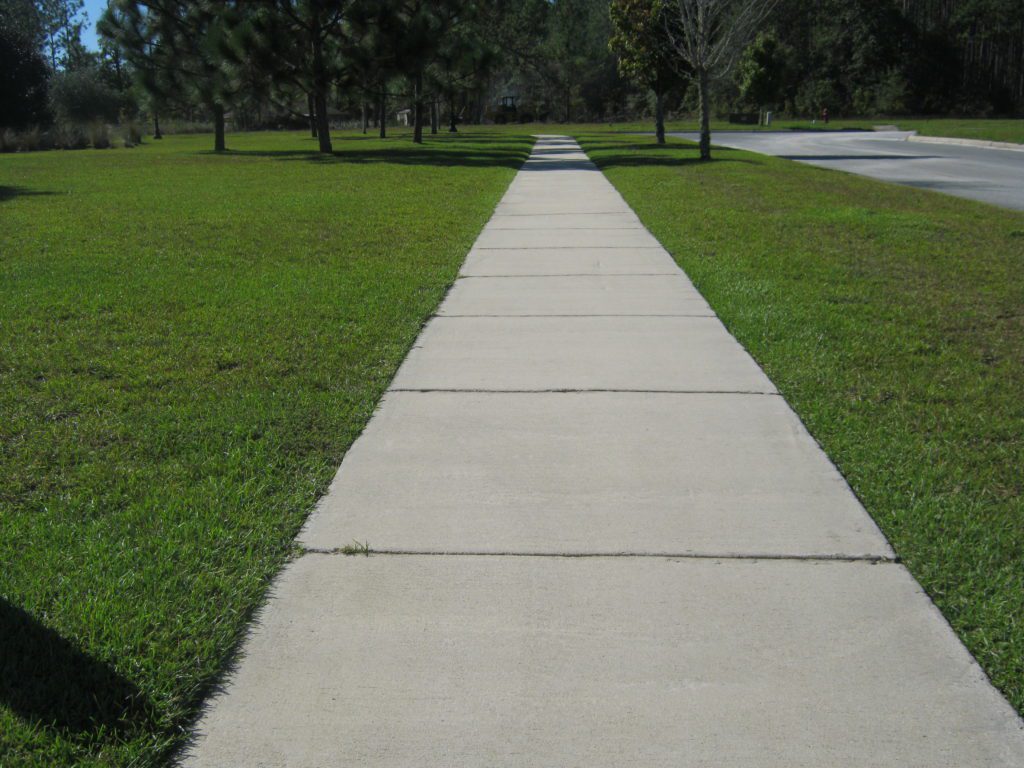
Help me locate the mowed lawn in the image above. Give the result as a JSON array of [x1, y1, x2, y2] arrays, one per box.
[[592, 118, 1024, 144], [0, 130, 531, 766], [837, 118, 1024, 144], [709, 118, 1024, 144], [575, 132, 1024, 715]]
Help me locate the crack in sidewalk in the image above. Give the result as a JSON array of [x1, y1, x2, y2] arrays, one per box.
[[387, 387, 781, 395], [300, 546, 899, 564]]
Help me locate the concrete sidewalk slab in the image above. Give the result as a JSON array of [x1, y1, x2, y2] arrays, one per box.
[[438, 275, 713, 316], [493, 186, 628, 213], [493, 198, 631, 216], [184, 556, 1024, 768], [474, 227, 661, 249], [390, 316, 777, 392], [460, 247, 680, 276], [486, 212, 641, 229], [300, 391, 891, 557]]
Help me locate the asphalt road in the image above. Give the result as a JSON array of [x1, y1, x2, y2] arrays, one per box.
[[670, 130, 1024, 211]]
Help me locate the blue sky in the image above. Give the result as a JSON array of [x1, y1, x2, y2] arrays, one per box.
[[81, 0, 107, 50]]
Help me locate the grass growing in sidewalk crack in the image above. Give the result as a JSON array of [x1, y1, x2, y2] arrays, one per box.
[[340, 540, 371, 556]]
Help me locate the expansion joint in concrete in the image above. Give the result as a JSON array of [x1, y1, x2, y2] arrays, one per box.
[[474, 246, 666, 251], [492, 211, 630, 216], [436, 313, 718, 319], [386, 387, 782, 395], [455, 273, 681, 279], [299, 546, 900, 564], [487, 227, 645, 231]]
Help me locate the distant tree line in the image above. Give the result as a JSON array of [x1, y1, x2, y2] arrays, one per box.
[[737, 0, 1024, 117], [1, 0, 1021, 155], [1, 0, 137, 147]]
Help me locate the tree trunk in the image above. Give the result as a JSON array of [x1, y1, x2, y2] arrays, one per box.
[[312, 37, 332, 153], [413, 70, 424, 144], [449, 93, 458, 132], [213, 104, 226, 152], [379, 88, 387, 138], [314, 91, 332, 153], [430, 100, 439, 134], [654, 90, 665, 145], [564, 86, 571, 123], [698, 67, 711, 161], [308, 93, 317, 138], [153, 110, 162, 139], [361, 101, 368, 134]]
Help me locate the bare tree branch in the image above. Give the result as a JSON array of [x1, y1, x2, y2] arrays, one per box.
[[664, 0, 777, 159]]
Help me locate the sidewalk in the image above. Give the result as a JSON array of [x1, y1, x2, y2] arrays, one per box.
[[183, 136, 1024, 767]]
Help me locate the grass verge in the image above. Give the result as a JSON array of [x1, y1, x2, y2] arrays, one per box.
[[574, 131, 1024, 715], [0, 129, 531, 766], [745, 118, 1024, 144], [550, 117, 1024, 144]]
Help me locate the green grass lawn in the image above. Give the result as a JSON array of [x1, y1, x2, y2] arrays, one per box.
[[734, 117, 1024, 143], [4, 122, 1023, 766], [888, 118, 1024, 143], [573, 131, 1024, 716], [0, 129, 532, 766]]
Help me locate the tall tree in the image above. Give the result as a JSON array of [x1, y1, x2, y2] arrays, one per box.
[[101, 1, 249, 152], [610, 0, 686, 143], [39, 0, 88, 70], [0, 8, 50, 127], [382, 0, 464, 143], [665, 0, 777, 160], [0, 0, 44, 46], [735, 30, 788, 115], [431, 5, 494, 132], [544, 0, 610, 122], [249, 0, 355, 153]]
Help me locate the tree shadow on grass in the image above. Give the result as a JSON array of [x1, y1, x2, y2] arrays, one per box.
[[201, 133, 536, 170], [579, 141, 759, 169], [0, 599, 151, 734], [0, 186, 56, 203]]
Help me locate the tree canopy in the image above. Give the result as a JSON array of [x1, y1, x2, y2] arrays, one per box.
[[2, 0, 1022, 151]]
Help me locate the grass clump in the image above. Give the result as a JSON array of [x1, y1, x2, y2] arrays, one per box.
[[0, 129, 531, 766], [575, 131, 1024, 716]]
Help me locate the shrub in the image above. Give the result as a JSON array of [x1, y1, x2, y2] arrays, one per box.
[[35, 128, 54, 151], [17, 126, 42, 152], [88, 122, 111, 149], [50, 69, 122, 125], [122, 119, 143, 147], [52, 122, 88, 150]]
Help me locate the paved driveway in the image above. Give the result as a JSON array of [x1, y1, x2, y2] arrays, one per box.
[[670, 130, 1024, 211]]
